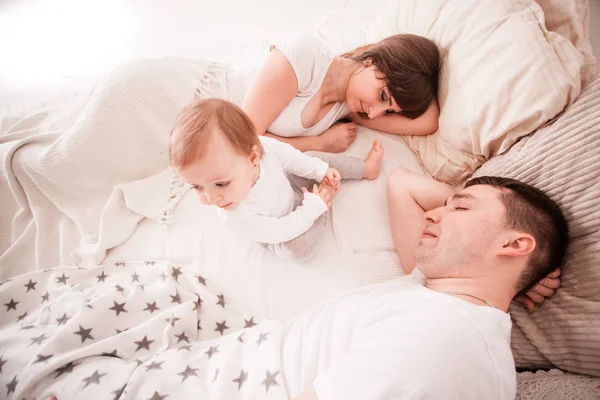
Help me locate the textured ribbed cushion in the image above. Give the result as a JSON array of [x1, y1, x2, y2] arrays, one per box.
[[473, 75, 600, 376]]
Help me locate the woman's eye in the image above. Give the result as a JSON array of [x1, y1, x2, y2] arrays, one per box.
[[385, 109, 395, 115], [381, 91, 387, 102], [192, 185, 204, 191], [216, 182, 230, 188], [455, 207, 467, 211]]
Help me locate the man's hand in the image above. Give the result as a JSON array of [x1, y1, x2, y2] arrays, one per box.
[[322, 167, 341, 189], [514, 268, 561, 310]]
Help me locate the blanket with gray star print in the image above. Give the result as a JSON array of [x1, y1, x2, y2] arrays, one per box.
[[0, 261, 288, 399]]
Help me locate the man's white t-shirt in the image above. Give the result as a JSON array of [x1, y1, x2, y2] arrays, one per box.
[[281, 270, 516, 400]]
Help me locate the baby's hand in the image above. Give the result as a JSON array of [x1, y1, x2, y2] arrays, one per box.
[[302, 184, 332, 208], [322, 167, 341, 188]]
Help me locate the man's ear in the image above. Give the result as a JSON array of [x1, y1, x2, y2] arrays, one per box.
[[498, 232, 536, 258]]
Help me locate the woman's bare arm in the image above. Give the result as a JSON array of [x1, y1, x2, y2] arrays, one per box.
[[352, 99, 439, 136]]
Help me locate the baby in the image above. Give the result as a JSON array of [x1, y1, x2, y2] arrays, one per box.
[[169, 98, 383, 261]]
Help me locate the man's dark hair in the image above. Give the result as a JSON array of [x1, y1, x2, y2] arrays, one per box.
[[465, 176, 569, 292]]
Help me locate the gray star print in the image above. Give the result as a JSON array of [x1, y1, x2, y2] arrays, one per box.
[[160, 271, 168, 282], [237, 333, 245, 343], [97, 271, 109, 282], [134, 335, 154, 351], [196, 275, 207, 285], [0, 356, 6, 373], [148, 391, 168, 400], [212, 369, 220, 382], [25, 279, 37, 292], [41, 291, 50, 302], [177, 345, 192, 352], [54, 362, 79, 379], [73, 325, 94, 343], [131, 271, 140, 283], [4, 298, 18, 311], [170, 291, 181, 304], [244, 317, 257, 328], [165, 316, 180, 327], [178, 365, 199, 382], [145, 261, 155, 266], [109, 301, 128, 316], [112, 384, 126, 400], [256, 332, 270, 347], [6, 375, 17, 396], [216, 293, 226, 307], [145, 361, 164, 371], [29, 333, 48, 346], [144, 302, 160, 313], [82, 369, 107, 389], [232, 369, 248, 390], [56, 273, 69, 284], [17, 311, 29, 322], [193, 295, 203, 311], [176, 332, 190, 343], [205, 345, 220, 359], [34, 354, 53, 363], [56, 313, 70, 325], [215, 320, 229, 335], [20, 325, 35, 330], [171, 266, 182, 281], [115, 262, 126, 267], [115, 285, 126, 294], [102, 350, 119, 358], [262, 370, 280, 393]]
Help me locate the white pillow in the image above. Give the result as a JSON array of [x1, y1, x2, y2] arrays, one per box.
[[318, 0, 592, 185]]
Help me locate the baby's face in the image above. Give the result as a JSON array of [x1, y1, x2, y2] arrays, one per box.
[[178, 132, 258, 211]]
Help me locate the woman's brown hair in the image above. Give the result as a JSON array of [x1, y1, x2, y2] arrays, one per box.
[[344, 34, 441, 119]]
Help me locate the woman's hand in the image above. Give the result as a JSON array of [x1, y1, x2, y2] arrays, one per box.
[[319, 122, 357, 153], [514, 268, 562, 310]]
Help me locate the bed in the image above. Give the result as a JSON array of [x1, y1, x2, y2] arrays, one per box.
[[1, 0, 599, 398]]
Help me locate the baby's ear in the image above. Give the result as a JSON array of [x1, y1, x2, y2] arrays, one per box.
[[249, 144, 261, 164]]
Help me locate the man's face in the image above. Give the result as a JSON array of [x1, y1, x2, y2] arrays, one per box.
[[414, 185, 509, 278]]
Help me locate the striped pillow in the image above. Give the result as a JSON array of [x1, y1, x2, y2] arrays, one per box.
[[473, 75, 600, 377]]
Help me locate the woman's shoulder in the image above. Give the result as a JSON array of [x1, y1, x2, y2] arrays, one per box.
[[271, 34, 334, 94]]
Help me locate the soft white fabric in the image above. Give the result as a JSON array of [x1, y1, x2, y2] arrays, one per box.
[[0, 59, 227, 280], [281, 270, 516, 400], [225, 35, 350, 137], [317, 0, 594, 185], [217, 136, 329, 244]]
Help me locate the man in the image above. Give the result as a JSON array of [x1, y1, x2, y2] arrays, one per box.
[[294, 167, 567, 400], [40, 170, 566, 400]]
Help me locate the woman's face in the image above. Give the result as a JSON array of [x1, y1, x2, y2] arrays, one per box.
[[345, 59, 402, 119]]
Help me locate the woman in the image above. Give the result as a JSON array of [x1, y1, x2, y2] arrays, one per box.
[[224, 34, 441, 153]]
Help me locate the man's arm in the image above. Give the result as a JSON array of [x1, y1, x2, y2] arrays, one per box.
[[386, 167, 455, 274]]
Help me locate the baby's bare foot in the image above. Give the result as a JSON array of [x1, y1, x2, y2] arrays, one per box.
[[363, 140, 384, 180]]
